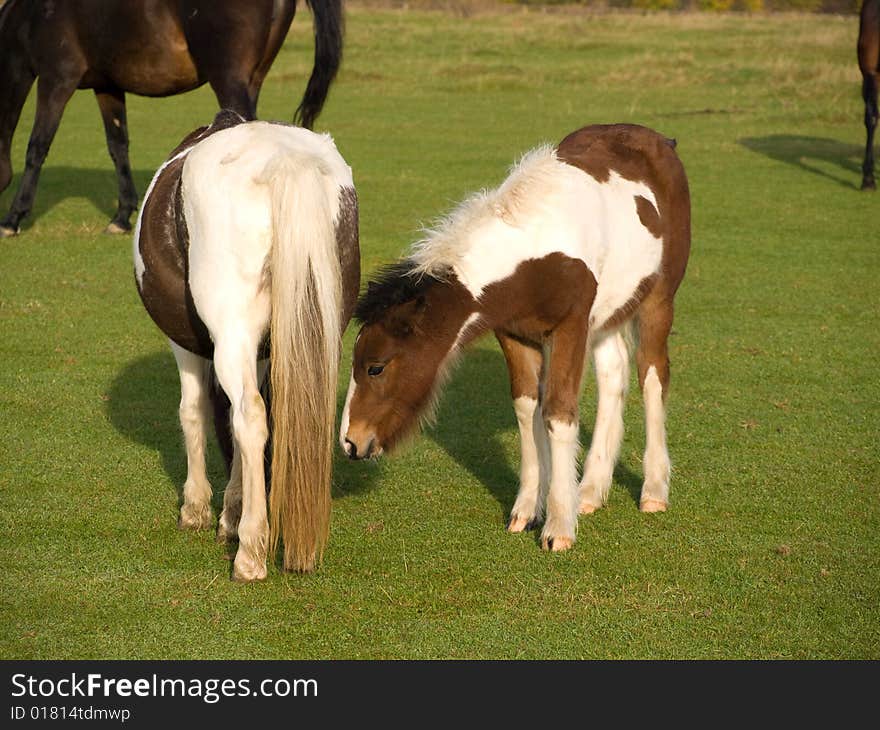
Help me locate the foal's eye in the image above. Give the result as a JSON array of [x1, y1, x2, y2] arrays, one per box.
[[367, 364, 385, 377]]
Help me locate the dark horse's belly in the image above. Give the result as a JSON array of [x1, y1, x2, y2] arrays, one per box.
[[73, 1, 203, 96]]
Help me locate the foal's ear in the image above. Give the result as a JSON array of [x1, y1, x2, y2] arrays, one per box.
[[387, 295, 427, 338]]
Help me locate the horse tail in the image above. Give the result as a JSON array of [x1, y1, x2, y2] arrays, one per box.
[[294, 0, 344, 129], [261, 148, 342, 572]]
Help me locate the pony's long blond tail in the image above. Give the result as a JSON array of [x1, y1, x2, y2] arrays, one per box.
[[260, 150, 341, 573]]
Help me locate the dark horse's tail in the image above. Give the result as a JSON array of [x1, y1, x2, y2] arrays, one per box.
[[294, 0, 344, 129]]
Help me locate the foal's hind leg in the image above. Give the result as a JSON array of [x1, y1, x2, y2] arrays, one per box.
[[636, 295, 674, 513], [170, 342, 214, 530], [579, 330, 629, 514], [497, 332, 550, 533]]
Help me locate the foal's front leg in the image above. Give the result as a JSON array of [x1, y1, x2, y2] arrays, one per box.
[[540, 318, 590, 552], [497, 332, 549, 532], [170, 342, 214, 530]]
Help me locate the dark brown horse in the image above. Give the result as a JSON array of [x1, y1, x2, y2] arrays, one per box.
[[859, 0, 879, 190], [0, 0, 343, 236]]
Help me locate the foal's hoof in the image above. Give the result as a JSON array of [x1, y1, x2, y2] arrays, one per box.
[[507, 514, 540, 533], [861, 180, 876, 191], [541, 536, 575, 552], [0, 225, 19, 238], [640, 499, 667, 513], [104, 221, 131, 235]]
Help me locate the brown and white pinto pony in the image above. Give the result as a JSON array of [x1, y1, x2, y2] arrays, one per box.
[[341, 124, 690, 552], [135, 110, 359, 579], [859, 0, 880, 190]]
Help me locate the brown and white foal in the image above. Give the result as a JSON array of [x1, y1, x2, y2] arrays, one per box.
[[341, 124, 691, 552]]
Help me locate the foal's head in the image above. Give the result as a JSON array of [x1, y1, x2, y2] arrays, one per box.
[[340, 262, 472, 460]]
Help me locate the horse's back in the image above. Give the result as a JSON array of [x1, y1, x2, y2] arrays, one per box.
[[134, 111, 249, 357], [558, 125, 690, 274], [20, 0, 294, 96], [181, 122, 353, 277], [136, 116, 358, 358]]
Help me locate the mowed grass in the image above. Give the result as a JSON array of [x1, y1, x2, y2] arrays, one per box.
[[1, 7, 877, 659]]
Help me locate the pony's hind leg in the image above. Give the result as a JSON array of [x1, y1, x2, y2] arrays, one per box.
[[217, 447, 242, 544], [636, 295, 674, 513], [212, 338, 269, 582], [496, 332, 550, 533], [579, 330, 629, 514], [216, 359, 267, 545], [170, 342, 215, 530]]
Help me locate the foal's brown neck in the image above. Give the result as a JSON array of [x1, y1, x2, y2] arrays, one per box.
[[423, 253, 598, 357]]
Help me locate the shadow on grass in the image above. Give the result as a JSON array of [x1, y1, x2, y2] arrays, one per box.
[[738, 135, 864, 191], [426, 347, 645, 524], [0, 166, 156, 231], [106, 350, 386, 516]]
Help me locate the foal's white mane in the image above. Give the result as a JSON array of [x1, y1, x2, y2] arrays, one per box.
[[409, 145, 562, 278]]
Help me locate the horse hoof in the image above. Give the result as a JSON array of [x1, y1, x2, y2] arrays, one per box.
[[541, 536, 574, 552], [861, 181, 876, 191], [216, 524, 238, 544], [579, 502, 599, 515], [104, 221, 130, 235], [640, 499, 667, 513], [232, 553, 267, 582], [507, 514, 539, 533], [178, 504, 213, 531], [0, 225, 19, 238]]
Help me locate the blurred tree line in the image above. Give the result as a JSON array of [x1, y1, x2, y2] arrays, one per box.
[[508, 0, 860, 11]]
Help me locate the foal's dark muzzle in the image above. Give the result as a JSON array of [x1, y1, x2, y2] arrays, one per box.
[[344, 437, 376, 461]]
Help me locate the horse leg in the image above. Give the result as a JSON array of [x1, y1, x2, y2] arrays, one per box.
[[216, 358, 267, 545], [212, 337, 269, 582], [170, 342, 215, 530], [0, 58, 36, 198], [635, 293, 674, 513], [0, 74, 78, 235], [94, 89, 139, 233], [579, 330, 629, 514], [217, 446, 242, 544], [861, 72, 878, 191], [211, 79, 257, 121], [539, 316, 590, 552], [497, 331, 550, 533]]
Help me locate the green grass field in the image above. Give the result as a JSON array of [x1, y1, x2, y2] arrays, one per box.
[[1, 7, 877, 659]]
